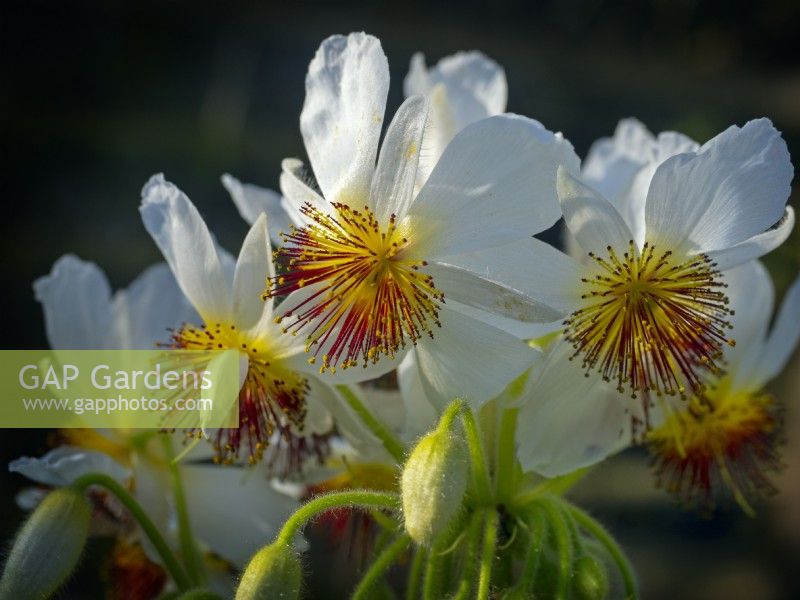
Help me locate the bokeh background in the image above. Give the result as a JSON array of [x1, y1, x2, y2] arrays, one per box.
[[2, 1, 799, 598]]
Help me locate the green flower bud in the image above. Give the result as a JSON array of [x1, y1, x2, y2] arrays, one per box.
[[573, 555, 609, 600], [401, 410, 469, 546], [235, 542, 301, 600], [0, 487, 91, 598]]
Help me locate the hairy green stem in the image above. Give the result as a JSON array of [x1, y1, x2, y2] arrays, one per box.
[[351, 533, 411, 600], [495, 408, 519, 503], [337, 385, 406, 463], [568, 505, 638, 600], [452, 509, 486, 600], [518, 506, 546, 593], [405, 547, 427, 600], [476, 509, 499, 600], [423, 511, 468, 600], [459, 405, 493, 505], [162, 437, 206, 586], [71, 473, 192, 592], [541, 499, 572, 600], [276, 490, 399, 546]]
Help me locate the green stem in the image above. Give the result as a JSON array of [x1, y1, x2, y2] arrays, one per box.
[[351, 533, 411, 600], [518, 506, 546, 592], [71, 473, 192, 592], [542, 499, 572, 600], [162, 437, 206, 586], [459, 406, 493, 505], [337, 385, 406, 463], [494, 408, 519, 503], [568, 505, 638, 600], [452, 509, 486, 600], [405, 547, 427, 600], [512, 467, 590, 508], [276, 490, 399, 546], [423, 511, 468, 600], [476, 509, 499, 600]]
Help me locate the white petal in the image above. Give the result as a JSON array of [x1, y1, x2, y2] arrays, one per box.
[[433, 237, 583, 318], [413, 305, 540, 410], [222, 173, 293, 243], [516, 339, 631, 477], [33, 255, 114, 349], [403, 52, 430, 97], [111, 263, 199, 349], [405, 51, 507, 184], [312, 384, 392, 456], [644, 118, 792, 253], [9, 446, 131, 487], [303, 376, 335, 435], [755, 271, 800, 384], [720, 261, 774, 387], [369, 95, 429, 223], [232, 214, 275, 331], [140, 174, 232, 323], [181, 465, 299, 568], [582, 118, 655, 202], [279, 158, 328, 222], [707, 206, 795, 270], [557, 167, 635, 253], [397, 352, 440, 442], [407, 114, 580, 257], [445, 301, 565, 341], [431, 51, 507, 119], [300, 33, 388, 204], [425, 262, 565, 323]]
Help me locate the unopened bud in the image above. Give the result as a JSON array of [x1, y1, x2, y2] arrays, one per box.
[[573, 555, 609, 600], [0, 487, 91, 598], [401, 407, 469, 546], [235, 542, 301, 600]]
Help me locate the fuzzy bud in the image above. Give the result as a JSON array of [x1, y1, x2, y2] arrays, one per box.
[[235, 542, 301, 600], [401, 406, 469, 546], [0, 487, 91, 598], [573, 555, 609, 600]]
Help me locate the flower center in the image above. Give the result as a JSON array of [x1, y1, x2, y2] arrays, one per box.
[[267, 202, 444, 373], [170, 322, 310, 466], [647, 381, 779, 514], [564, 241, 735, 398]]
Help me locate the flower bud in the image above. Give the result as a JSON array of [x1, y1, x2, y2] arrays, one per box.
[[401, 412, 469, 546], [573, 555, 609, 600], [0, 487, 91, 598], [235, 542, 301, 600]]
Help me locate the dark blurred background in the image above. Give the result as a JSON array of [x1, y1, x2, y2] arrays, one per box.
[[2, 1, 799, 598]]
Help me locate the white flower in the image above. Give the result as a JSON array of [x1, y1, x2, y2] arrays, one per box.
[[264, 32, 579, 409], [28, 255, 301, 571], [9, 442, 299, 572], [486, 118, 793, 404], [648, 260, 800, 513], [403, 50, 507, 187], [34, 254, 197, 350], [139, 173, 356, 465]]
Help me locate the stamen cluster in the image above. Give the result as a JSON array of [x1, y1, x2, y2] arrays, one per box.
[[170, 322, 312, 466], [266, 202, 444, 373], [564, 241, 735, 399]]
